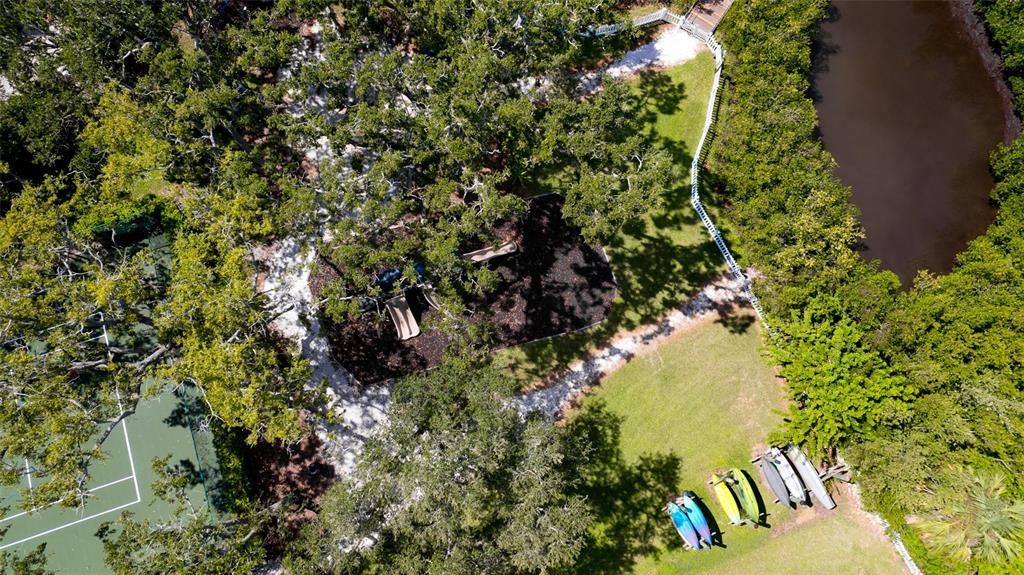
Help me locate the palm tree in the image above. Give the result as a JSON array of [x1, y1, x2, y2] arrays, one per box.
[[916, 467, 1024, 565]]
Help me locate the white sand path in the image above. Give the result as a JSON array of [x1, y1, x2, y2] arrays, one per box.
[[579, 27, 706, 92], [261, 24, 717, 476], [260, 238, 390, 477], [608, 27, 705, 77]]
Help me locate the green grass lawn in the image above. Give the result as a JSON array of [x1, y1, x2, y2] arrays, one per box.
[[495, 53, 729, 385], [566, 319, 906, 574]]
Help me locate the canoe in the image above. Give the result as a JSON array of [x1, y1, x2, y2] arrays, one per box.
[[680, 492, 713, 546], [710, 473, 742, 525], [768, 447, 808, 506], [756, 456, 793, 508], [786, 444, 837, 510], [668, 501, 702, 549], [729, 468, 761, 522]]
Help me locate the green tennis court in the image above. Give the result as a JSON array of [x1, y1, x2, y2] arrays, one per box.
[[0, 385, 222, 573]]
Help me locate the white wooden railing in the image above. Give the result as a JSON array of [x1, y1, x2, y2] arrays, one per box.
[[587, 8, 771, 330], [682, 23, 772, 331]]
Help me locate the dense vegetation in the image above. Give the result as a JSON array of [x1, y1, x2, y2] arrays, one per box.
[[3, 0, 1023, 573], [0, 0, 323, 507], [715, 0, 1024, 571], [285, 362, 591, 574], [0, 0, 662, 572], [285, 2, 667, 323], [978, 0, 1024, 115]]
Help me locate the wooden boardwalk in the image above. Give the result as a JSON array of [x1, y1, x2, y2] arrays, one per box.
[[685, 0, 735, 36], [588, 1, 734, 38]]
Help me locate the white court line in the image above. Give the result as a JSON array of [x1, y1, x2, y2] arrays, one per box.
[[0, 476, 134, 523], [0, 388, 141, 549], [88, 475, 134, 494], [115, 388, 141, 502], [0, 499, 140, 550]]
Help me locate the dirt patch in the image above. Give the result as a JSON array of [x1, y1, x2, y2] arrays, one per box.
[[840, 482, 904, 547], [763, 482, 901, 556], [244, 432, 336, 536], [766, 501, 831, 537], [471, 195, 616, 347]]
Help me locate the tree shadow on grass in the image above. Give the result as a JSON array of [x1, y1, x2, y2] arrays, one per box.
[[499, 218, 723, 386], [632, 69, 689, 120], [714, 306, 755, 335], [561, 401, 683, 574], [498, 59, 732, 386]]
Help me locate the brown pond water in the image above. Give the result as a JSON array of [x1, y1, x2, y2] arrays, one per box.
[[813, 0, 1015, 285]]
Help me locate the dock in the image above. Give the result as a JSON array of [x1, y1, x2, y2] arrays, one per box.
[[684, 0, 735, 36]]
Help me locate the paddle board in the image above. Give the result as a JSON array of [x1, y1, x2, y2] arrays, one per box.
[[680, 492, 713, 547], [668, 501, 702, 549], [729, 468, 761, 523], [710, 473, 742, 525], [786, 444, 837, 510]]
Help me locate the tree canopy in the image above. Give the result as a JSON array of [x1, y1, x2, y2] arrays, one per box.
[[0, 0, 321, 514], [286, 1, 668, 313], [0, 0, 669, 569], [285, 361, 590, 574], [715, 1, 1024, 571]]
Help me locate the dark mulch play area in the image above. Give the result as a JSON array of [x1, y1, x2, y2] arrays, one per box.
[[244, 431, 336, 545], [320, 194, 616, 384]]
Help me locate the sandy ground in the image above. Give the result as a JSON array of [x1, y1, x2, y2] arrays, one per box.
[[0, 75, 13, 101], [608, 28, 705, 78], [260, 238, 390, 477], [579, 26, 706, 92]]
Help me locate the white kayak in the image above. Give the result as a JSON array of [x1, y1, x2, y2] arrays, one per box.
[[756, 456, 793, 508], [786, 444, 836, 510], [768, 446, 807, 506]]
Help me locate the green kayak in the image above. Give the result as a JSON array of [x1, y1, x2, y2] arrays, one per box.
[[729, 468, 762, 523]]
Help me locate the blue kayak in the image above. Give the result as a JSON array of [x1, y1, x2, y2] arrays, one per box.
[[681, 492, 713, 547], [668, 501, 702, 549]]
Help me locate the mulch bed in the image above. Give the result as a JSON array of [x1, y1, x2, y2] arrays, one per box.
[[243, 431, 337, 549], [319, 194, 617, 384]]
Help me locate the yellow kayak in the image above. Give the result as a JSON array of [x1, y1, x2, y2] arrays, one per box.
[[710, 473, 742, 525]]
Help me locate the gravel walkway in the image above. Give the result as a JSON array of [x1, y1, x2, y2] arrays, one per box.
[[516, 274, 749, 419], [260, 238, 390, 477]]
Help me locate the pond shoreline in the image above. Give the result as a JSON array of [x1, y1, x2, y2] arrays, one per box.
[[810, 0, 1014, 284], [950, 0, 1021, 143]]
